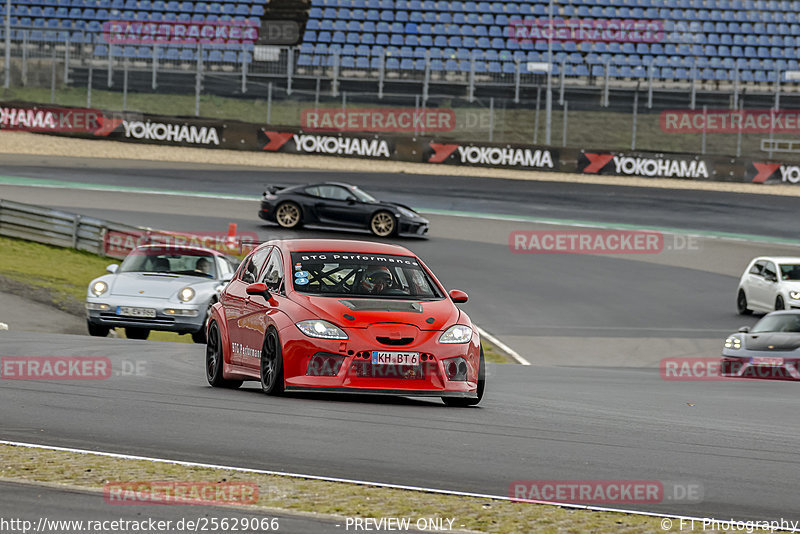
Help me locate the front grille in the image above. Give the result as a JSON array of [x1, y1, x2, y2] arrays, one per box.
[[376, 336, 414, 346], [99, 313, 175, 325]]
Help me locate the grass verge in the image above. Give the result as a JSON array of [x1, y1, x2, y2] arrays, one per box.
[[0, 236, 193, 342], [0, 443, 683, 534]]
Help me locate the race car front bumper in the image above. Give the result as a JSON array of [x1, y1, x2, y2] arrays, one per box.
[[86, 296, 206, 334], [721, 352, 800, 380], [279, 328, 480, 397]]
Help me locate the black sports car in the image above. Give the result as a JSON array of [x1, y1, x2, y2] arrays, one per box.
[[721, 310, 800, 380], [258, 182, 429, 237]]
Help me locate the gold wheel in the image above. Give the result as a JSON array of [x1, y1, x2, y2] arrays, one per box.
[[370, 211, 395, 237], [275, 203, 301, 228]]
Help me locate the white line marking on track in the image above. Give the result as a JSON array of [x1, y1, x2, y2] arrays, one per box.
[[1, 440, 793, 531], [474, 325, 530, 365]]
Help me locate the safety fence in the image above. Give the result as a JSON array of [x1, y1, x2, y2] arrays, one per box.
[[4, 28, 800, 160], [0, 198, 259, 259]]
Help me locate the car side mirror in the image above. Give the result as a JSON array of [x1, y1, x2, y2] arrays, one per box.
[[246, 282, 271, 300], [738, 326, 750, 333], [106, 264, 119, 274], [222, 274, 234, 283], [449, 289, 468, 303], [347, 197, 357, 204]]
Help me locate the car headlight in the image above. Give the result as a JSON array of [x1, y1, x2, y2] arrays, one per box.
[[91, 281, 108, 297], [397, 206, 418, 219], [439, 324, 473, 344], [724, 337, 742, 350], [790, 291, 800, 300], [296, 320, 348, 339], [178, 287, 195, 302]]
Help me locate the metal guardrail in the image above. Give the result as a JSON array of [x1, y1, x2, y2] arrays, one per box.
[[0, 197, 146, 259], [0, 198, 261, 259]]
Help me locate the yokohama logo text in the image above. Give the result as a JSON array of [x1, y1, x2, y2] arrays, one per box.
[[456, 146, 554, 168], [613, 156, 708, 178], [292, 134, 391, 158], [122, 120, 220, 145]]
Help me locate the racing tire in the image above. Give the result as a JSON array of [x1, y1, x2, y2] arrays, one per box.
[[442, 347, 485, 407], [191, 299, 215, 344], [369, 211, 397, 237], [275, 202, 303, 229], [205, 321, 242, 389], [737, 289, 752, 315], [260, 327, 285, 395], [191, 329, 206, 344], [124, 327, 150, 340], [87, 321, 110, 337], [776, 296, 785, 311]]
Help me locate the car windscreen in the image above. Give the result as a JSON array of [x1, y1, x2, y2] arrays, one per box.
[[119, 250, 217, 278], [751, 314, 800, 333], [290, 252, 443, 299], [779, 263, 800, 281], [351, 186, 377, 203]]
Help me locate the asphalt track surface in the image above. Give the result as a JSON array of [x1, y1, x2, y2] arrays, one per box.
[[2, 155, 800, 527]]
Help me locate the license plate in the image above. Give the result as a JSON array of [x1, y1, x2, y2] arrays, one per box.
[[116, 306, 156, 318], [372, 351, 419, 365], [751, 356, 784, 366]]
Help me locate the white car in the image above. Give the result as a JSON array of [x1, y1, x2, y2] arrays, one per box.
[[737, 257, 800, 314]]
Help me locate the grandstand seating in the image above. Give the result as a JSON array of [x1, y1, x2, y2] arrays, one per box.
[[0, 0, 267, 64], [297, 0, 800, 81], [1, 0, 799, 79]]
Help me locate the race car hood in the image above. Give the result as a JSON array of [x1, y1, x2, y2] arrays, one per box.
[[109, 273, 202, 298], [293, 294, 461, 331], [744, 332, 800, 351]]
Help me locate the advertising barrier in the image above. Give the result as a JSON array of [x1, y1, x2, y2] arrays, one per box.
[[3, 101, 798, 186]]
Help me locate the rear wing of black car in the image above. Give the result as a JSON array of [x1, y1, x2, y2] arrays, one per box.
[[264, 185, 288, 195]]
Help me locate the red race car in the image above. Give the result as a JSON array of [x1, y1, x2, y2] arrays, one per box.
[[205, 239, 485, 406]]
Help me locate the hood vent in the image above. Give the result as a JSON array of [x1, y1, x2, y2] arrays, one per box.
[[339, 300, 423, 313]]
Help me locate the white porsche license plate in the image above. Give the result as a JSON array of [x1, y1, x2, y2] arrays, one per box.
[[751, 356, 784, 366], [372, 351, 419, 365], [117, 306, 156, 318]]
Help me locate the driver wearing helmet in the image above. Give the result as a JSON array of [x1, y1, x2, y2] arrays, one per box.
[[360, 266, 393, 294]]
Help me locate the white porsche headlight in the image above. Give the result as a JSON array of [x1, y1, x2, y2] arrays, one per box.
[[91, 281, 108, 297], [439, 325, 473, 344], [296, 320, 348, 339], [178, 287, 195, 302], [790, 291, 800, 300], [724, 337, 742, 350]]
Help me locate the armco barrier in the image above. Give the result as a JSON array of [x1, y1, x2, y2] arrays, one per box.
[[3, 101, 798, 186], [0, 198, 143, 258], [0, 199, 257, 259]]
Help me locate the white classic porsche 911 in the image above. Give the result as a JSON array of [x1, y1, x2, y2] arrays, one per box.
[[86, 244, 239, 342]]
